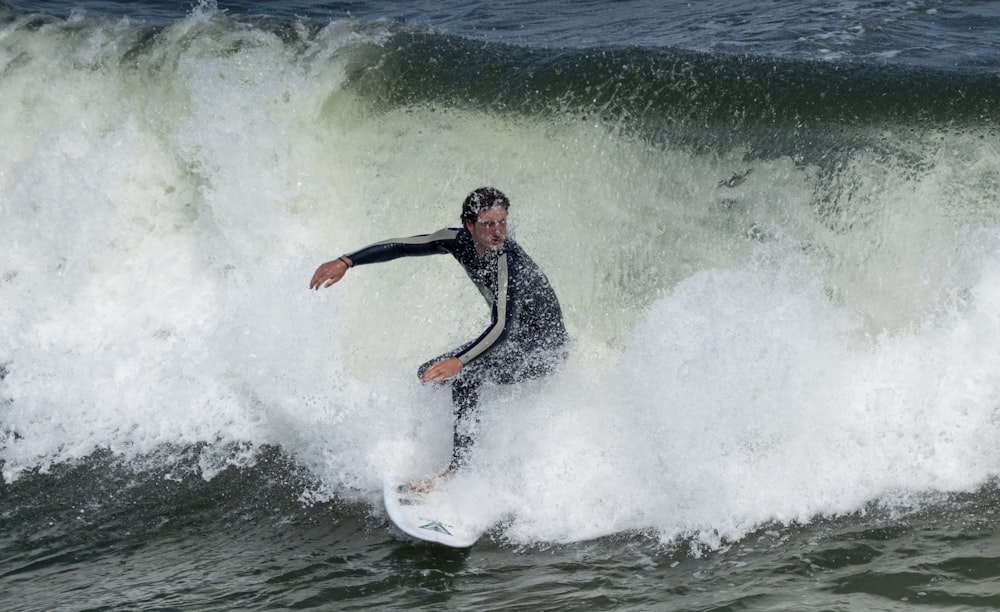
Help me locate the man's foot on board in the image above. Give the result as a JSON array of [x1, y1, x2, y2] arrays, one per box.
[[409, 470, 454, 493]]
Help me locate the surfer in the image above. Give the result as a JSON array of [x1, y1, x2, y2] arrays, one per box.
[[310, 187, 568, 481]]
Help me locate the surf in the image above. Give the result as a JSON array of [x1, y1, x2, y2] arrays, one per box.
[[2, 3, 1000, 548]]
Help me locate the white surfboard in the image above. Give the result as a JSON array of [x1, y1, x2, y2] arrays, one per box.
[[382, 475, 482, 548]]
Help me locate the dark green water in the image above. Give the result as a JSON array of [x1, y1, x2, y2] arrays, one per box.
[[2, 453, 997, 610], [4, 2, 1000, 609]]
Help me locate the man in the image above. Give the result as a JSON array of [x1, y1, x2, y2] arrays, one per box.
[[310, 187, 568, 477]]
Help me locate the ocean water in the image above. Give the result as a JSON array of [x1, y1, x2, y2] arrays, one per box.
[[2, 0, 1000, 609]]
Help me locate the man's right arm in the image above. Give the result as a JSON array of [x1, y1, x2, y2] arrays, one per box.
[[345, 228, 459, 266], [309, 228, 459, 290]]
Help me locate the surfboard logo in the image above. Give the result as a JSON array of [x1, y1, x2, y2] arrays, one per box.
[[419, 522, 453, 536]]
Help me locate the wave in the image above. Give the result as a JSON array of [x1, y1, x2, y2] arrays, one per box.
[[2, 3, 1000, 546], [342, 28, 1000, 128]]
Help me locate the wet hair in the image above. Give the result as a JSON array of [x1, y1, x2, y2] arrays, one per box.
[[461, 187, 510, 225]]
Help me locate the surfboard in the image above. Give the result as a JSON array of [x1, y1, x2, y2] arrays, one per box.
[[382, 475, 482, 548]]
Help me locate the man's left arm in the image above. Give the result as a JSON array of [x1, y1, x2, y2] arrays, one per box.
[[427, 251, 515, 383]]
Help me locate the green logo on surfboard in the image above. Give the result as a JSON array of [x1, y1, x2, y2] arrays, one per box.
[[419, 522, 452, 536]]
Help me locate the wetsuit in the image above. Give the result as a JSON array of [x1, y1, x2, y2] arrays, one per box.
[[346, 227, 568, 468]]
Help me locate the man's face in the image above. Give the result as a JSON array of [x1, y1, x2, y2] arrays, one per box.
[[466, 207, 508, 255]]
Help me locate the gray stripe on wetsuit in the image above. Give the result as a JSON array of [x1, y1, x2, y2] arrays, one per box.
[[457, 251, 508, 365]]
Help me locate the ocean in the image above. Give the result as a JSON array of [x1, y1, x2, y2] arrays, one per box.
[[2, 0, 999, 609]]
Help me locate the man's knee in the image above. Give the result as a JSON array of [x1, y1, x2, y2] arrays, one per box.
[[451, 377, 480, 416]]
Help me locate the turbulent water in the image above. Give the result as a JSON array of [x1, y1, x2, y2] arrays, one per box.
[[2, 0, 1000, 609]]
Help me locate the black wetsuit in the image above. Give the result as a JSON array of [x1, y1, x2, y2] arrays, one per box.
[[346, 227, 568, 468]]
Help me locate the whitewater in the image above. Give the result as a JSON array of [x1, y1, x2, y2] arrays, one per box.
[[4, 0, 1000, 542], [2, 1, 1000, 608]]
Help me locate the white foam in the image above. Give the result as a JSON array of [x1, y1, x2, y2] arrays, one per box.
[[2, 10, 1000, 547]]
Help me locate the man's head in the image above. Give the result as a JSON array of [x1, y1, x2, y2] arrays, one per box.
[[462, 187, 509, 254]]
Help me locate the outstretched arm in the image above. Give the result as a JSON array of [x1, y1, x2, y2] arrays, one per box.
[[310, 228, 459, 290], [309, 255, 353, 290]]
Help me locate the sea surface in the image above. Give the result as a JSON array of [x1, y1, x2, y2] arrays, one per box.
[[2, 0, 1000, 609]]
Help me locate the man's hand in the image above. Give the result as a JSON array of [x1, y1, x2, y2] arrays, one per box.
[[309, 257, 351, 290], [421, 358, 463, 384]]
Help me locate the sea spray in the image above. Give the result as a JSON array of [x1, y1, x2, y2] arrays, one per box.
[[2, 5, 1000, 548]]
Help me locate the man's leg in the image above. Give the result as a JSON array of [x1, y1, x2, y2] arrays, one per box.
[[418, 348, 482, 471], [449, 375, 481, 470], [418, 344, 565, 472]]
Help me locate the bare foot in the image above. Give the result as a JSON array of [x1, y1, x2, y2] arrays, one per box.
[[409, 469, 454, 493]]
